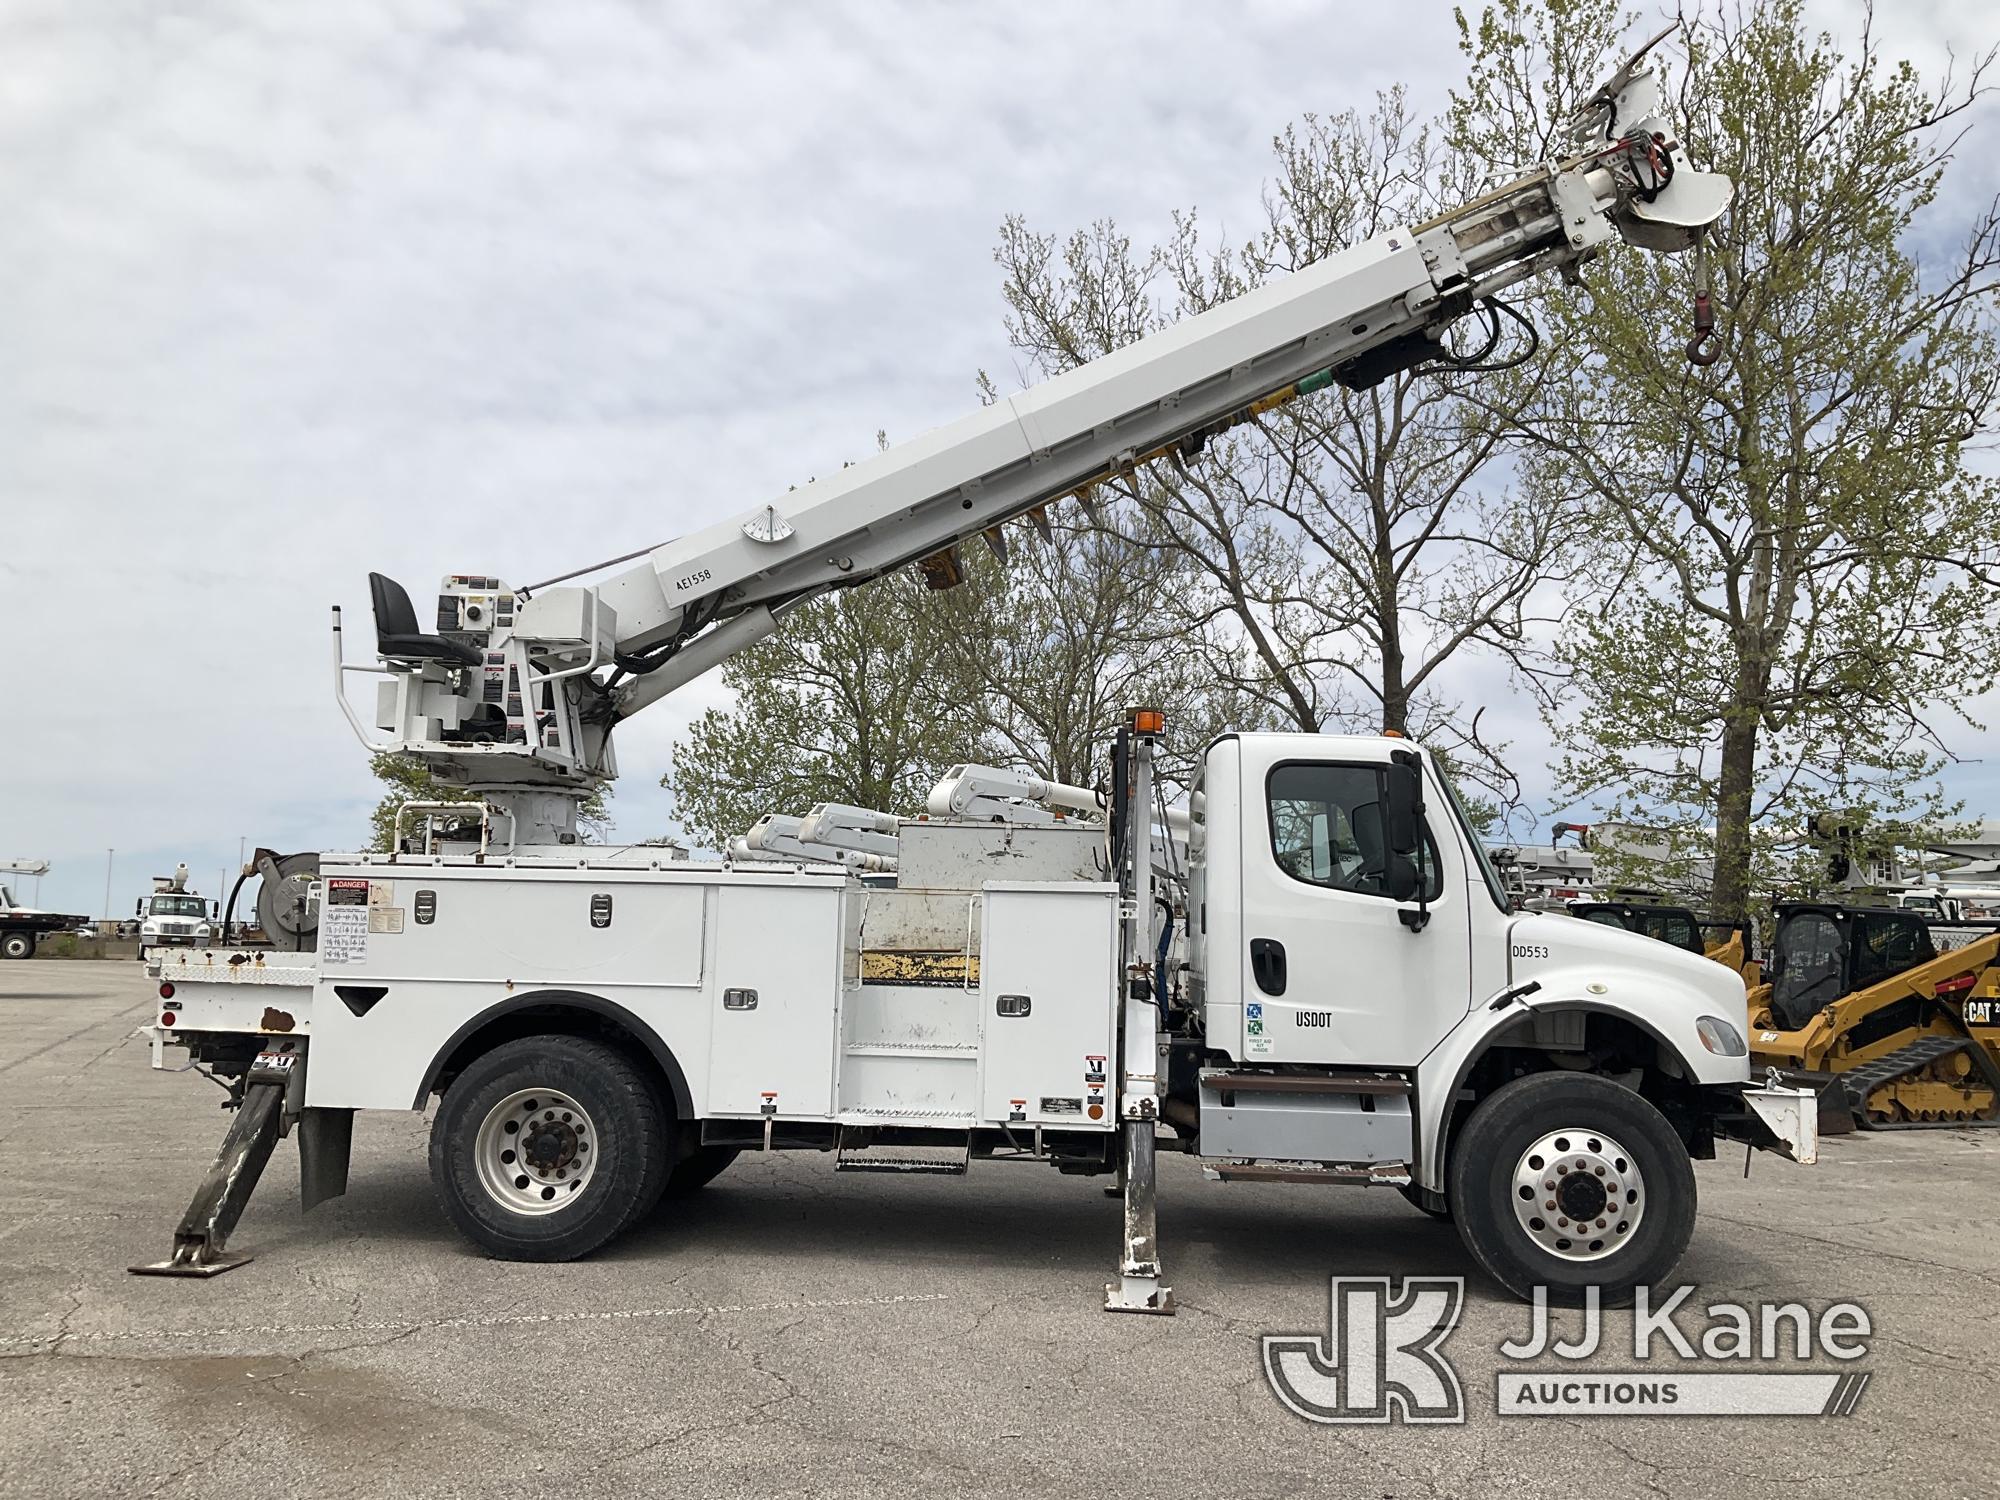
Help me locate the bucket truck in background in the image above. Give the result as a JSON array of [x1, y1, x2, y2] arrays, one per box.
[[136, 865, 219, 957], [137, 32, 1815, 1307]]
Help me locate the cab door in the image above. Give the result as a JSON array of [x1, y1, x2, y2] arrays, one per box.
[[1237, 747, 1471, 1067]]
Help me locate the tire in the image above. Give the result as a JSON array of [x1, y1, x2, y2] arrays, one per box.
[[1398, 1182, 1451, 1221], [429, 1035, 667, 1262], [1447, 1071, 1695, 1305], [664, 1143, 740, 1198], [1, 931, 34, 960]]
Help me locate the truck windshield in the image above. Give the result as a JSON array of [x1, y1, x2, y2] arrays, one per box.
[[1433, 763, 1510, 912], [151, 896, 206, 917]]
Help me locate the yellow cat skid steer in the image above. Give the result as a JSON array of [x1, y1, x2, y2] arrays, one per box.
[[1749, 904, 2000, 1131]]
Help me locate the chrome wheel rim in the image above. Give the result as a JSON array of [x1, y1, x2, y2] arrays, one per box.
[[1510, 1127, 1645, 1262], [473, 1088, 598, 1215]]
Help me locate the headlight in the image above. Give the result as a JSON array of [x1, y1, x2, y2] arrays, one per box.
[[1696, 1015, 1747, 1056]]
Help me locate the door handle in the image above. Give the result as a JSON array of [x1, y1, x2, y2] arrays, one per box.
[[1250, 938, 1287, 996]]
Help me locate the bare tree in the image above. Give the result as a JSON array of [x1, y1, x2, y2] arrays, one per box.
[[992, 90, 1580, 806]]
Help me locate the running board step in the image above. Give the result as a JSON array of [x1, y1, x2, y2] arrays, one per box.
[[1202, 1071, 1410, 1096], [834, 1136, 971, 1175], [1202, 1159, 1412, 1186]]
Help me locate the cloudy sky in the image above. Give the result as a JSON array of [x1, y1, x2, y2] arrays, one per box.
[[3, 1, 1995, 918]]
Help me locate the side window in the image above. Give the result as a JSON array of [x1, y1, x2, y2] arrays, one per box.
[[1645, 912, 1703, 953], [1853, 911, 1935, 987], [1266, 762, 1442, 901]]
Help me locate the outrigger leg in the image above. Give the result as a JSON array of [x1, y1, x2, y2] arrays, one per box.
[[130, 1075, 287, 1277], [1103, 708, 1175, 1316], [1104, 1107, 1174, 1315], [129, 1041, 349, 1277]]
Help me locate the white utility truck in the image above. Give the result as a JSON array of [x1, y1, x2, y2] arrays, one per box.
[[139, 35, 1814, 1307], [136, 866, 219, 956]]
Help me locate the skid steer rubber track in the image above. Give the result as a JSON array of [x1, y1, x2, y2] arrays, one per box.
[[1840, 1034, 2000, 1129]]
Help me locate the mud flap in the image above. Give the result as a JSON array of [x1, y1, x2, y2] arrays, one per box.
[[299, 1107, 355, 1212]]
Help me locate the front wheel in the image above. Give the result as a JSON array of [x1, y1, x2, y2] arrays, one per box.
[[1, 931, 34, 960], [1447, 1072, 1695, 1304], [429, 1036, 667, 1262]]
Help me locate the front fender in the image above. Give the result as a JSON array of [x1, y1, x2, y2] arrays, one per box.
[[1415, 975, 1749, 1189]]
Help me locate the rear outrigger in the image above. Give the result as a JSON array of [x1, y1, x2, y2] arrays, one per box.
[[136, 32, 1815, 1307]]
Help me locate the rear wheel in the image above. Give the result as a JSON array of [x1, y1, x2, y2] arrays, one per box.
[[430, 1036, 667, 1262], [1, 931, 34, 960], [1447, 1071, 1695, 1304]]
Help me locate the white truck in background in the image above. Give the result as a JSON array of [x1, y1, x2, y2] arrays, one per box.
[[137, 34, 1815, 1309], [136, 866, 219, 956]]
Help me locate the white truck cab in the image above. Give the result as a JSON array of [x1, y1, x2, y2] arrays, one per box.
[[138, 868, 216, 954], [1192, 735, 1748, 1083], [1178, 734, 1772, 1293]]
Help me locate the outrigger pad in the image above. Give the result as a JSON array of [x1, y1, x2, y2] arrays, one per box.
[[1104, 1277, 1177, 1315], [129, 1249, 255, 1279]]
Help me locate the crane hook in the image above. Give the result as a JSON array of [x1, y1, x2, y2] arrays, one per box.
[[1685, 239, 1721, 366], [1686, 291, 1719, 365]]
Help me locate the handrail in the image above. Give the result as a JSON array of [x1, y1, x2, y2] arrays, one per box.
[[331, 606, 394, 751]]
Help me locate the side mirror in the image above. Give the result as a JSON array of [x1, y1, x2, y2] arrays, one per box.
[[1385, 751, 1429, 928], [134, 898, 144, 917]]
